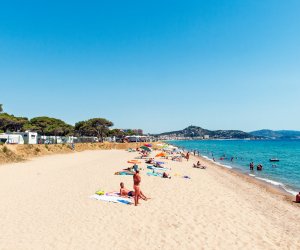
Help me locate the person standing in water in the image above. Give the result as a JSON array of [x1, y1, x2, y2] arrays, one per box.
[[250, 162, 254, 171], [257, 164, 263, 171]]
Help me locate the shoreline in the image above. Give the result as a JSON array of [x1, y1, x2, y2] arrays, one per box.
[[192, 154, 298, 206], [168, 142, 299, 199], [202, 154, 297, 196]]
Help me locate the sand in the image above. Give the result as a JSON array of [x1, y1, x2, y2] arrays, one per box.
[[0, 149, 299, 250]]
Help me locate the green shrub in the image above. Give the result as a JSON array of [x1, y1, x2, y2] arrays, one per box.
[[2, 146, 8, 154]]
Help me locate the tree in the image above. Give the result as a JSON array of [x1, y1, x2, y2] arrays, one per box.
[[24, 117, 74, 136], [75, 118, 113, 142], [109, 129, 125, 137], [124, 129, 135, 136], [0, 104, 3, 113], [0, 113, 28, 132]]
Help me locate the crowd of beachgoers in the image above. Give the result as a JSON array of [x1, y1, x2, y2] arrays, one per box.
[[91, 142, 300, 206], [91, 143, 209, 206]]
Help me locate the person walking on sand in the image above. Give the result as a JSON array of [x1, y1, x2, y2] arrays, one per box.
[[133, 169, 141, 206], [186, 152, 190, 161]]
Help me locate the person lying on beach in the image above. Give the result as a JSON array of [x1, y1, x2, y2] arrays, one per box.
[[120, 182, 134, 197], [123, 164, 139, 172], [154, 162, 165, 168], [162, 172, 171, 179], [296, 192, 300, 203], [119, 182, 148, 200], [171, 156, 182, 162], [145, 158, 154, 164]]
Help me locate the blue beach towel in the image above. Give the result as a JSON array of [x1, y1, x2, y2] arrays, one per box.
[[147, 165, 168, 171], [147, 172, 163, 177], [90, 194, 133, 205]]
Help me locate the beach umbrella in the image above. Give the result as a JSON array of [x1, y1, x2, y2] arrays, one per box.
[[140, 146, 151, 152]]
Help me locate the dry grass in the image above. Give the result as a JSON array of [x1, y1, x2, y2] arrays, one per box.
[[0, 142, 157, 165]]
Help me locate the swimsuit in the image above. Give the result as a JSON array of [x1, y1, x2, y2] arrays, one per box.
[[128, 191, 134, 197], [134, 185, 141, 195]]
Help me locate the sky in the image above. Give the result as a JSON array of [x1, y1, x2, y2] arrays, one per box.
[[0, 0, 300, 133]]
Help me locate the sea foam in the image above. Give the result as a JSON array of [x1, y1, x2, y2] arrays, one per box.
[[202, 156, 233, 169], [255, 177, 298, 196]]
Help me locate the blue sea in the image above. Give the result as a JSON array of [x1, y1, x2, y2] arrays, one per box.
[[168, 140, 300, 195]]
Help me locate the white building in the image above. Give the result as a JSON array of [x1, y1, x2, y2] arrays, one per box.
[[0, 133, 24, 144], [22, 132, 38, 144], [0, 131, 38, 144]]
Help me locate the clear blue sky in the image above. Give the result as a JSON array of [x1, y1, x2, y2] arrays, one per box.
[[1, 0, 300, 133]]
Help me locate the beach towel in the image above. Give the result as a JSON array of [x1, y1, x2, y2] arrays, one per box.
[[174, 173, 191, 179], [147, 172, 163, 177], [147, 165, 169, 171], [155, 161, 165, 164], [114, 171, 134, 175], [90, 194, 132, 205], [105, 191, 120, 196], [127, 160, 141, 164]]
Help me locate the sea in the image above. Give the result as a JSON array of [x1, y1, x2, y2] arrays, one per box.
[[168, 139, 300, 195]]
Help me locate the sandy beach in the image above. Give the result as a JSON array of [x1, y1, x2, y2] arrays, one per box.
[[0, 149, 300, 250]]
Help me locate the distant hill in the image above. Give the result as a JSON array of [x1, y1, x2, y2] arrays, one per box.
[[250, 129, 300, 139], [157, 126, 256, 139]]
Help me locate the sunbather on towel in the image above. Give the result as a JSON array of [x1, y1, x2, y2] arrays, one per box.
[[162, 172, 171, 179], [154, 162, 163, 168], [193, 161, 201, 167], [193, 161, 206, 169], [120, 182, 134, 197], [120, 182, 148, 200], [145, 158, 154, 164]]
